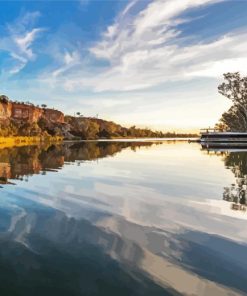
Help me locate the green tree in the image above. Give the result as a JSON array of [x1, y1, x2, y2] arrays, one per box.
[[218, 72, 247, 131]]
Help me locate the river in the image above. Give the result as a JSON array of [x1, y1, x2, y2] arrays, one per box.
[[0, 140, 246, 295]]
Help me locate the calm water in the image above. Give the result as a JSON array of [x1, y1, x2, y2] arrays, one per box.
[[0, 140, 247, 295]]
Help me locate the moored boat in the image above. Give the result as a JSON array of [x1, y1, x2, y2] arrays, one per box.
[[199, 128, 247, 148]]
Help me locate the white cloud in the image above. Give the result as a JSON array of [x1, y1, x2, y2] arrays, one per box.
[[0, 11, 44, 75], [87, 0, 242, 91], [46, 24, 247, 94], [52, 50, 81, 77], [45, 0, 247, 94], [90, 0, 222, 61], [121, 0, 139, 18], [84, 0, 246, 92], [14, 28, 44, 60]]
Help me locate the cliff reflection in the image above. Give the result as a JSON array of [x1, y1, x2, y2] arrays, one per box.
[[0, 141, 161, 186]]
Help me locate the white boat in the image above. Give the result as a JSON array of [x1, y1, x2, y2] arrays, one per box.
[[200, 129, 247, 148]]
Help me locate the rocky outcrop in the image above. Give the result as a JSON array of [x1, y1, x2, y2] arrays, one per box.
[[0, 95, 66, 137], [0, 95, 64, 124], [43, 108, 64, 124]]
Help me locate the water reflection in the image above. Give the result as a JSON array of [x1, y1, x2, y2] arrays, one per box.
[[0, 142, 177, 295], [0, 141, 162, 185], [0, 141, 246, 295], [223, 152, 247, 212], [202, 146, 247, 212]]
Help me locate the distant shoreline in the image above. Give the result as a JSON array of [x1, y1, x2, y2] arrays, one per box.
[[66, 137, 195, 142], [0, 136, 199, 149]]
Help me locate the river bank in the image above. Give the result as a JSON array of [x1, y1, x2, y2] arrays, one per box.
[[0, 136, 63, 149]]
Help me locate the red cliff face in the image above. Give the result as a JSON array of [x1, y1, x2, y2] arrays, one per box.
[[0, 96, 64, 124], [11, 103, 43, 123]]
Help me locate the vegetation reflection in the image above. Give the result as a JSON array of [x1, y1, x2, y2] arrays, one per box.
[[202, 147, 247, 212], [0, 141, 162, 186], [223, 152, 247, 211]]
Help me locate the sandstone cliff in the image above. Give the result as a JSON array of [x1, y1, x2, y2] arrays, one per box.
[[0, 95, 65, 137]]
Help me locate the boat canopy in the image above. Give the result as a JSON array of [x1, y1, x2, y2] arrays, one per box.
[[200, 128, 247, 135]]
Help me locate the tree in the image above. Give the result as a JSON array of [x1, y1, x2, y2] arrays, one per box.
[[0, 95, 9, 104], [220, 105, 246, 131], [76, 112, 81, 117], [217, 72, 247, 131], [215, 122, 228, 132], [41, 104, 47, 108]]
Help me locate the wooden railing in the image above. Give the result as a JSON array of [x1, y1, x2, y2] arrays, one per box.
[[200, 128, 227, 133]]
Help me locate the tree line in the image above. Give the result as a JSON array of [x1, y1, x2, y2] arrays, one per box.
[[64, 116, 197, 140]]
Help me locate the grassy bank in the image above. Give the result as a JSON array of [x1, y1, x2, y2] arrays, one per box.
[[0, 136, 63, 149]]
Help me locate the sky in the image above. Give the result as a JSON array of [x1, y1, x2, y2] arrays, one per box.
[[0, 0, 247, 132]]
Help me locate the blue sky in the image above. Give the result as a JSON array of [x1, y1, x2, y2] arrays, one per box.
[[0, 0, 247, 131]]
